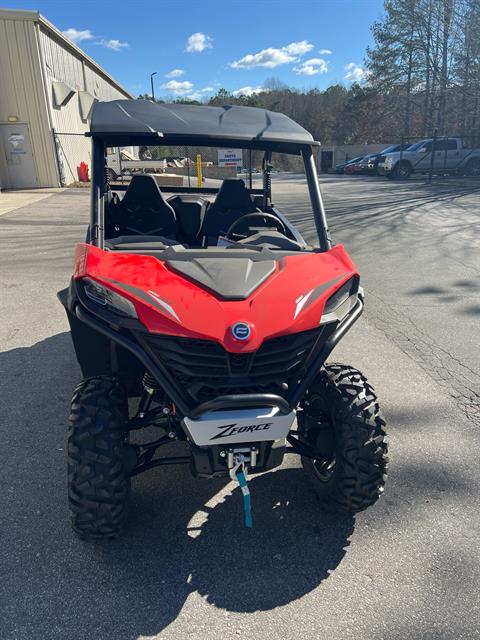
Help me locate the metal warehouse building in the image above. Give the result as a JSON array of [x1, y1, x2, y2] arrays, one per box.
[[0, 8, 132, 189]]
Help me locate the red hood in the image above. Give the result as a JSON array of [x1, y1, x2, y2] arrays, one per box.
[[74, 244, 358, 352]]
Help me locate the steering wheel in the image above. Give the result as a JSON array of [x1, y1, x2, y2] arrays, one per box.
[[225, 212, 286, 239]]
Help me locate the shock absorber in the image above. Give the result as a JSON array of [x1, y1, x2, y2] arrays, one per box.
[[262, 153, 273, 210], [138, 371, 162, 418]]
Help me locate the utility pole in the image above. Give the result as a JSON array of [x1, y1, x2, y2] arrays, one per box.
[[150, 72, 157, 101]]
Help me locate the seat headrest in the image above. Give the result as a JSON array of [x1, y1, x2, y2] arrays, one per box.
[[212, 179, 256, 213], [122, 174, 164, 209]]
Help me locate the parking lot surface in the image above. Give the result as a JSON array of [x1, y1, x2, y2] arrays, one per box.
[[1, 176, 479, 640]]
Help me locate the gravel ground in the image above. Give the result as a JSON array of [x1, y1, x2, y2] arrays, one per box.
[[0, 176, 479, 640]]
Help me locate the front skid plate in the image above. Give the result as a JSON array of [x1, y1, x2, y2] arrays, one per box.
[[183, 408, 296, 447]]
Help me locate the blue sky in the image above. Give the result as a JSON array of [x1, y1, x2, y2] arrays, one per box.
[[6, 0, 385, 98]]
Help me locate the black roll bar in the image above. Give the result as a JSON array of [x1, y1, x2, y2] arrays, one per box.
[[302, 147, 331, 252], [90, 137, 106, 248]]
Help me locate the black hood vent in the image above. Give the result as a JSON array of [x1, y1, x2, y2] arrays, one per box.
[[167, 257, 276, 300]]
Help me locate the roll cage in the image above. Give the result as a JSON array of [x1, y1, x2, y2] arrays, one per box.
[[87, 100, 331, 252]]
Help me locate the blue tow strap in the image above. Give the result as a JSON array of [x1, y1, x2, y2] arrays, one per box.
[[236, 470, 252, 528]]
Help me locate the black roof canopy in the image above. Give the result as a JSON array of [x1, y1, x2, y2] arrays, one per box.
[[88, 100, 318, 153]]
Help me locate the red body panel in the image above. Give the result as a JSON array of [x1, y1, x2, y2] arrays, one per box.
[[74, 244, 358, 353]]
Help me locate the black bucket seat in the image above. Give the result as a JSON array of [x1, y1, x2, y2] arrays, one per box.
[[202, 179, 257, 244], [109, 174, 179, 238]]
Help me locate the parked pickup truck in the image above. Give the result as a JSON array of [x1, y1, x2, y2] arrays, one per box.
[[377, 138, 480, 179]]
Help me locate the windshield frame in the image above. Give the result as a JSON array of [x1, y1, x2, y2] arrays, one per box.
[[89, 137, 331, 253]]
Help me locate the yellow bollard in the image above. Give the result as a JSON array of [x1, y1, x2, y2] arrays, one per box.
[[196, 154, 202, 187]]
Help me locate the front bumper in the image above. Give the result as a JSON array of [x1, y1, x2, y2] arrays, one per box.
[[376, 163, 392, 176], [72, 297, 363, 417]]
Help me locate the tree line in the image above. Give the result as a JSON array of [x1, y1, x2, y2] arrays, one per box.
[[140, 0, 480, 146]]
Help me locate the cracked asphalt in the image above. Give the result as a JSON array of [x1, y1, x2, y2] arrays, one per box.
[[1, 175, 479, 640]]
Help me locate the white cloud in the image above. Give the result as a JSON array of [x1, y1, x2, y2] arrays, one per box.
[[62, 28, 94, 44], [344, 62, 365, 82], [63, 28, 128, 51], [283, 40, 314, 56], [184, 87, 215, 100], [96, 39, 129, 51], [165, 69, 185, 78], [160, 80, 194, 95], [319, 48, 332, 55], [293, 58, 328, 76], [185, 32, 213, 53], [232, 85, 266, 97], [231, 40, 314, 69]]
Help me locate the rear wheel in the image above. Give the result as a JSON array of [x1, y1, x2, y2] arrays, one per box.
[[299, 363, 388, 514], [68, 376, 130, 541]]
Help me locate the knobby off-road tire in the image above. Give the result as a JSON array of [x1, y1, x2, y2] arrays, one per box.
[[68, 376, 130, 541], [301, 363, 388, 514]]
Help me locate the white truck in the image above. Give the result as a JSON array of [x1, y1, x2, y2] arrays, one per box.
[[377, 137, 480, 179], [106, 147, 167, 181]]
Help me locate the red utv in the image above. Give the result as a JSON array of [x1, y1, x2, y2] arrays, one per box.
[[58, 100, 388, 540]]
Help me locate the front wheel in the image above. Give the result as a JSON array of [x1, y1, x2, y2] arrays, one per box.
[[299, 363, 388, 514], [68, 376, 130, 541], [393, 161, 411, 180], [464, 158, 480, 178]]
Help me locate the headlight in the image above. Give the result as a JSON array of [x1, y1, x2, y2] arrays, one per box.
[[321, 276, 359, 324], [82, 277, 138, 318]]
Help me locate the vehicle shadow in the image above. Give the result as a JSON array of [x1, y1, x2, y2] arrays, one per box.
[[0, 332, 355, 640], [273, 174, 480, 252]]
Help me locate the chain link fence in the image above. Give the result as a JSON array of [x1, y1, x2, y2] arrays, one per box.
[[51, 131, 307, 188]]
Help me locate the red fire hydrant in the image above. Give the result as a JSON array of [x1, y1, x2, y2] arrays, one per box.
[[77, 162, 89, 182]]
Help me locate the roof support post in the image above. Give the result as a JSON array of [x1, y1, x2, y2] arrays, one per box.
[[302, 147, 331, 251], [90, 137, 106, 248]]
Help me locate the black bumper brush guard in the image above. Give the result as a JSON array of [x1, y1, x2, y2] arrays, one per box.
[[70, 293, 363, 477]]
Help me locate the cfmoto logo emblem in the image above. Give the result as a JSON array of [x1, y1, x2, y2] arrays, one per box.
[[231, 322, 251, 341]]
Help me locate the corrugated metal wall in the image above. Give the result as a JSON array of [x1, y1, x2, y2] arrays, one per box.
[[0, 10, 131, 188], [0, 14, 58, 188], [39, 25, 130, 185]]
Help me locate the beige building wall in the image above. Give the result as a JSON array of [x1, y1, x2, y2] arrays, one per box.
[[0, 11, 57, 187], [0, 8, 132, 189]]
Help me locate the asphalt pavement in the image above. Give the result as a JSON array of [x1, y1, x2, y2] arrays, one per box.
[[1, 175, 479, 640]]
